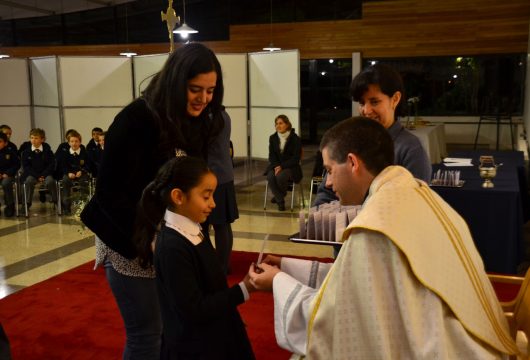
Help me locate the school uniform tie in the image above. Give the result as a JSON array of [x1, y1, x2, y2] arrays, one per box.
[[35, 149, 41, 154]]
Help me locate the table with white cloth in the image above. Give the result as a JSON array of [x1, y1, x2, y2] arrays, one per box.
[[407, 124, 447, 164]]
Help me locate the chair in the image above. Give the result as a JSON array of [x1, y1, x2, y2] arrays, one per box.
[[22, 180, 61, 217], [57, 175, 93, 216], [308, 150, 325, 206], [0, 176, 20, 217], [489, 269, 530, 358], [308, 175, 323, 207], [263, 179, 305, 212]]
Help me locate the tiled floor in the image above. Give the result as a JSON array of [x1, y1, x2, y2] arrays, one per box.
[[0, 148, 331, 299]]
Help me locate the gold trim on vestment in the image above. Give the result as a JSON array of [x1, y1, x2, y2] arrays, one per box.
[[306, 266, 333, 349], [415, 184, 519, 354]]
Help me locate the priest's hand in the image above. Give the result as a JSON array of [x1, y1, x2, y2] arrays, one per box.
[[262, 255, 282, 268], [249, 262, 280, 291]]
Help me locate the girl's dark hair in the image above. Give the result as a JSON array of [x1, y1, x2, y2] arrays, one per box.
[[133, 156, 212, 268], [350, 63, 406, 117], [275, 114, 292, 131], [141, 43, 224, 157]]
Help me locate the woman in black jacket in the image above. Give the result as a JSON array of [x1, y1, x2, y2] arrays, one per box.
[[265, 114, 302, 211], [81, 43, 224, 359]]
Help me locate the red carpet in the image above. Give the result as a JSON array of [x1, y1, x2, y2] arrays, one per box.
[[0, 251, 291, 360], [0, 251, 519, 359]]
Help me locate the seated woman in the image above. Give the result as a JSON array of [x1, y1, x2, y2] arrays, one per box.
[[265, 115, 302, 211], [313, 63, 431, 207]]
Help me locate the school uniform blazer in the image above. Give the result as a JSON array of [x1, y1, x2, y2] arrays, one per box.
[[0, 147, 20, 177], [264, 129, 303, 183], [155, 226, 255, 360], [18, 141, 51, 157], [87, 147, 102, 177], [61, 148, 90, 176], [7, 141, 17, 154], [86, 139, 99, 152], [20, 147, 55, 181]]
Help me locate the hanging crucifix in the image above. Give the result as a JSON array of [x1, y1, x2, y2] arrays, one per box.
[[161, 0, 180, 53]]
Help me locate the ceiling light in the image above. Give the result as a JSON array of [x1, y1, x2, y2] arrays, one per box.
[[263, 43, 281, 52], [120, 51, 137, 57], [120, 5, 137, 57], [263, 0, 281, 52], [173, 22, 198, 38], [173, 0, 198, 39]]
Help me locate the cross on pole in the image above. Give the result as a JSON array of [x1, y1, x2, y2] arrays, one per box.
[[161, 0, 180, 53]]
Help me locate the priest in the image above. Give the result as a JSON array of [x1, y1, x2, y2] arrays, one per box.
[[249, 117, 518, 359]]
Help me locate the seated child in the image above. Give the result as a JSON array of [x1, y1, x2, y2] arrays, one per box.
[[86, 127, 103, 152], [0, 132, 20, 217], [55, 129, 86, 180], [60, 130, 90, 215], [21, 128, 57, 208], [19, 134, 51, 157], [0, 125, 18, 153], [134, 157, 255, 360], [87, 131, 105, 178]]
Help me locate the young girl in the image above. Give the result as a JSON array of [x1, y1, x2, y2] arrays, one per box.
[[135, 156, 255, 360]]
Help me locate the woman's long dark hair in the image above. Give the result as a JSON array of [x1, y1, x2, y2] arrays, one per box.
[[133, 156, 212, 268], [142, 43, 225, 157]]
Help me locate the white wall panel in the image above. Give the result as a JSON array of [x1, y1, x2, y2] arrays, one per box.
[[63, 108, 120, 145], [250, 108, 300, 159], [218, 54, 247, 108], [218, 53, 248, 157], [31, 57, 59, 107], [34, 107, 62, 150], [0, 58, 30, 106], [249, 50, 300, 159], [0, 107, 31, 147], [225, 107, 247, 158], [59, 57, 133, 106], [249, 50, 299, 108], [133, 54, 168, 97]]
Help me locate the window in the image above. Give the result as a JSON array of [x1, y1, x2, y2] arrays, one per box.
[[300, 58, 353, 143], [299, 54, 526, 144], [364, 55, 526, 117]]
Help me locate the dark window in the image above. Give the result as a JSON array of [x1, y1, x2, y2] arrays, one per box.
[[300, 58, 353, 143], [363, 55, 526, 117], [299, 54, 526, 144]]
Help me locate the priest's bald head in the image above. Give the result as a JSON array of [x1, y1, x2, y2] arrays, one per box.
[[320, 116, 394, 205]]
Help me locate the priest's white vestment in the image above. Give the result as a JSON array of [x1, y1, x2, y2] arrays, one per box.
[[273, 166, 517, 359]]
